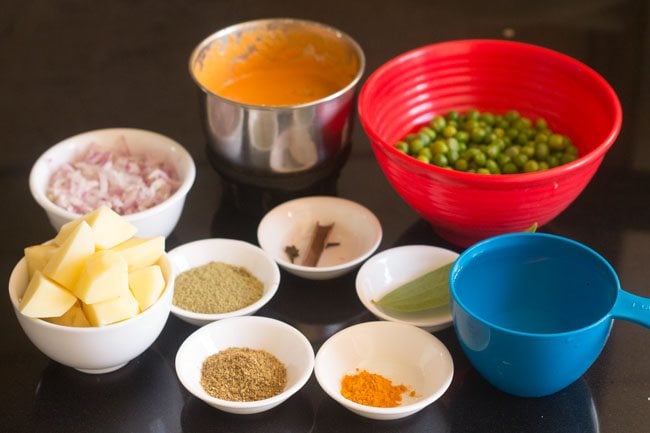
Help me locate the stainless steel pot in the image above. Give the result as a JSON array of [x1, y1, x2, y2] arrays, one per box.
[[189, 18, 365, 190]]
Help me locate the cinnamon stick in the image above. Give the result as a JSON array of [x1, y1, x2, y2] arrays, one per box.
[[301, 222, 334, 267]]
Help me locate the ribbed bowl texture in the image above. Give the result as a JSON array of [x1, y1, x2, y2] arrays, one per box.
[[358, 39, 622, 246]]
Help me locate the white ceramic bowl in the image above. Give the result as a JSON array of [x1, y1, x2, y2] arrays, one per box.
[[167, 238, 280, 326], [257, 196, 382, 280], [29, 128, 196, 238], [356, 245, 459, 332], [8, 254, 174, 374], [314, 321, 454, 420], [175, 316, 315, 414]]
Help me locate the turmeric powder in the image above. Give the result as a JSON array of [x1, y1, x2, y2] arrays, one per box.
[[340, 369, 414, 408]]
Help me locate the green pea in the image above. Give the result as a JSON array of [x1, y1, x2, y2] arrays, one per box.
[[507, 128, 519, 139], [455, 130, 470, 142], [454, 158, 469, 171], [432, 153, 449, 167], [473, 152, 487, 167], [430, 116, 447, 132], [549, 134, 565, 150], [420, 126, 437, 139], [503, 162, 519, 174], [409, 139, 425, 154], [471, 128, 487, 143], [447, 137, 460, 152], [521, 145, 535, 157], [485, 159, 500, 174], [516, 133, 529, 146], [418, 147, 432, 159], [523, 160, 539, 172], [396, 109, 578, 175], [535, 143, 550, 160], [513, 153, 529, 167], [448, 149, 460, 164], [431, 140, 449, 155], [535, 132, 549, 144], [442, 125, 457, 138], [497, 154, 511, 166], [395, 141, 409, 153], [505, 145, 520, 157], [486, 144, 500, 159], [418, 132, 432, 145]]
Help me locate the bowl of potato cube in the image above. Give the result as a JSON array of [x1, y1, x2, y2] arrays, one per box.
[[8, 206, 174, 374]]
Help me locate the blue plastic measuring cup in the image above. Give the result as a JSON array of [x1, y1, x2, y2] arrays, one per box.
[[449, 232, 649, 397]]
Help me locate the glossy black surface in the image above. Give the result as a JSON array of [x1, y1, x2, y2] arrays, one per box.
[[2, 1, 649, 431]]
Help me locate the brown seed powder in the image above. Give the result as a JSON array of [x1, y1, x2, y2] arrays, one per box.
[[200, 347, 288, 401]]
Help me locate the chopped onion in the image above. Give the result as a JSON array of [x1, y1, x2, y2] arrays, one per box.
[[46, 136, 181, 215]]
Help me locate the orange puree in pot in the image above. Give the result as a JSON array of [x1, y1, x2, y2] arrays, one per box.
[[193, 25, 360, 106]]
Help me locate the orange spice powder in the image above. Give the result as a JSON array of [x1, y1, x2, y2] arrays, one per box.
[[340, 369, 414, 408]]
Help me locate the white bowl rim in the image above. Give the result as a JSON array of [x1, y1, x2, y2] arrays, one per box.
[[314, 320, 454, 415], [355, 244, 458, 329], [8, 254, 174, 333], [257, 195, 383, 274], [167, 238, 281, 321], [174, 315, 315, 409], [28, 127, 196, 222]]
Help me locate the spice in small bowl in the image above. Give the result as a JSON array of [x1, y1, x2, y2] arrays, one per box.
[[173, 262, 264, 314], [175, 316, 314, 414], [257, 196, 382, 280], [167, 238, 280, 326], [200, 347, 287, 401]]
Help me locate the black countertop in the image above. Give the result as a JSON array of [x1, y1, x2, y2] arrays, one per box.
[[2, 1, 649, 432]]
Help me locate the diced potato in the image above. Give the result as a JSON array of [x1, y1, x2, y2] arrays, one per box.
[[53, 218, 84, 247], [73, 250, 129, 304], [82, 291, 140, 326], [19, 271, 78, 318], [53, 206, 137, 250], [43, 221, 95, 288], [128, 265, 165, 311], [86, 206, 138, 249], [47, 301, 91, 327], [110, 236, 165, 271], [24, 243, 58, 279]]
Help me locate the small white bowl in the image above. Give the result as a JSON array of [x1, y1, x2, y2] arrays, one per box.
[[167, 238, 280, 326], [29, 128, 196, 238], [8, 254, 174, 374], [356, 245, 458, 332], [175, 316, 315, 414], [257, 196, 382, 280], [314, 321, 453, 420]]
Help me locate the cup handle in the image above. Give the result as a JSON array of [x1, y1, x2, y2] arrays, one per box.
[[611, 289, 650, 328]]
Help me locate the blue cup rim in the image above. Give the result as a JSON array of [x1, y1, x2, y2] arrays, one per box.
[[449, 232, 621, 338]]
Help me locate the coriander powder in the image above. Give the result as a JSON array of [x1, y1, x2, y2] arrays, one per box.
[[173, 261, 264, 313]]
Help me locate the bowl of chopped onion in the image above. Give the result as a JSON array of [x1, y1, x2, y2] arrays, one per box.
[[29, 128, 196, 238]]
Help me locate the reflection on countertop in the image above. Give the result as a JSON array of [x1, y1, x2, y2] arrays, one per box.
[[34, 349, 184, 433], [448, 368, 599, 433], [181, 387, 315, 433]]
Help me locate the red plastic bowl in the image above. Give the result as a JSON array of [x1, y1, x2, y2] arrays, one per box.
[[358, 39, 622, 246]]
